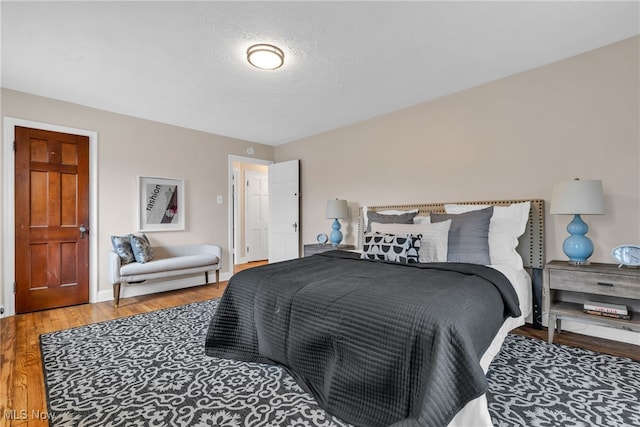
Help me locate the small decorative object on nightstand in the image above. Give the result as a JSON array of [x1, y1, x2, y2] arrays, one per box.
[[326, 199, 349, 246], [544, 260, 640, 344], [611, 244, 640, 268], [550, 178, 605, 265], [304, 244, 355, 257]]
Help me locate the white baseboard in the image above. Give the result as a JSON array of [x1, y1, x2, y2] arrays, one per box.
[[95, 270, 232, 303]]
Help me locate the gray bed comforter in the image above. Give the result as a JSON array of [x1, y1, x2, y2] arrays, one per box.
[[205, 251, 521, 427]]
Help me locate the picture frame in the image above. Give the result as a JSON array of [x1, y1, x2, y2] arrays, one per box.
[[137, 176, 185, 232]]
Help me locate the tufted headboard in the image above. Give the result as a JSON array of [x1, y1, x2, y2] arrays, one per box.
[[357, 199, 545, 269]]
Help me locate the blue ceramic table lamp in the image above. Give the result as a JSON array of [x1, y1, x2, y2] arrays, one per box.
[[326, 199, 349, 246], [550, 179, 604, 265]]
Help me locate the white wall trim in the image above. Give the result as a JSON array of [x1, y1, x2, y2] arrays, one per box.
[[227, 155, 272, 277], [2, 117, 98, 317]]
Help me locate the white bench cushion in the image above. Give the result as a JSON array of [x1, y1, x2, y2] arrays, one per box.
[[120, 254, 219, 276]]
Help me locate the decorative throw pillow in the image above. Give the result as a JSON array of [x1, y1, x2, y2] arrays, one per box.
[[431, 206, 493, 265], [361, 232, 421, 264], [130, 234, 154, 263], [363, 207, 419, 229], [413, 215, 431, 225], [111, 235, 135, 264], [366, 210, 417, 232], [370, 220, 451, 263], [445, 202, 531, 269]]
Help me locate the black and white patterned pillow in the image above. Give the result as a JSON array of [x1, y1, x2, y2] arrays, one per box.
[[361, 233, 421, 264], [130, 234, 154, 263], [111, 235, 135, 264]]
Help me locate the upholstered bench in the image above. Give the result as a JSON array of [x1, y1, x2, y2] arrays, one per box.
[[108, 243, 222, 307]]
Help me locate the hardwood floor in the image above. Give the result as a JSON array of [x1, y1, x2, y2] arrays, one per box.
[[233, 259, 268, 273], [1, 262, 638, 426], [513, 325, 639, 362], [0, 282, 228, 427]]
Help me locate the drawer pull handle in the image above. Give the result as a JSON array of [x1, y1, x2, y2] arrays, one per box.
[[597, 282, 614, 287]]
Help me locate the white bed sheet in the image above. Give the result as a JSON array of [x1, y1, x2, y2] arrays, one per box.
[[447, 264, 532, 427]]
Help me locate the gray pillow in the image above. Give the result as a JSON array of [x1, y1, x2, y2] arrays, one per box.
[[111, 235, 135, 264], [130, 234, 154, 263], [366, 211, 417, 232], [431, 206, 493, 265]]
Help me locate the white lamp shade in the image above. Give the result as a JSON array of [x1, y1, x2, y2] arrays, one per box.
[[326, 199, 349, 219], [550, 179, 605, 215]]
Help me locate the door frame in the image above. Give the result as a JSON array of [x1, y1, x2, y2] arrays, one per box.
[[227, 155, 272, 277], [2, 117, 98, 317]]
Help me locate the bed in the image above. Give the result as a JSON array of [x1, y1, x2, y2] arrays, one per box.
[[205, 199, 545, 427]]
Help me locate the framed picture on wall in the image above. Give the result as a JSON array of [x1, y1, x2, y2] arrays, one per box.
[[138, 176, 185, 232]]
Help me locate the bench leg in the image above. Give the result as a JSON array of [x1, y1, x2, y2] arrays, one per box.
[[113, 283, 122, 308], [205, 270, 220, 288]]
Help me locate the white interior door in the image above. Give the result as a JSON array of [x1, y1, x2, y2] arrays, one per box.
[[268, 159, 300, 263], [245, 170, 269, 262]]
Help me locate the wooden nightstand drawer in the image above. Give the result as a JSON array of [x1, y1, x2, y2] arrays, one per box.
[[548, 269, 640, 299]]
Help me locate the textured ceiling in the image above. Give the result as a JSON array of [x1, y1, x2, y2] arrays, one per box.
[[2, 1, 639, 146]]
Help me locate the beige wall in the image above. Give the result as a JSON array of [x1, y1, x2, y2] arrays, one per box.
[[0, 89, 274, 310], [275, 36, 640, 266]]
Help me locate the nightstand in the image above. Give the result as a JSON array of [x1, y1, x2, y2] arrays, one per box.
[[304, 244, 355, 257], [544, 261, 640, 343]]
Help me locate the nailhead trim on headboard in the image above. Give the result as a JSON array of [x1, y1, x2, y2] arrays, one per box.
[[358, 199, 545, 269]]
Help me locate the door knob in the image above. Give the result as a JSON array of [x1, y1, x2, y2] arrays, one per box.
[[79, 224, 88, 239]]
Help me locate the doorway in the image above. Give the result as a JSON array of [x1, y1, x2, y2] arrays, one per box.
[[227, 155, 300, 279], [230, 158, 271, 266]]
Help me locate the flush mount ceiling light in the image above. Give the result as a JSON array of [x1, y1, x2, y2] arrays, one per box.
[[247, 43, 284, 70]]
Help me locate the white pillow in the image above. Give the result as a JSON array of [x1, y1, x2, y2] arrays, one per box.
[[413, 215, 431, 225], [370, 220, 451, 263], [444, 202, 530, 269]]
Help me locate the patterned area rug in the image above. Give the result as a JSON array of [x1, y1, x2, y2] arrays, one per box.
[[487, 334, 640, 427], [40, 299, 640, 427]]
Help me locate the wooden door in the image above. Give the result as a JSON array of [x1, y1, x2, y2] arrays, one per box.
[[15, 126, 90, 313]]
